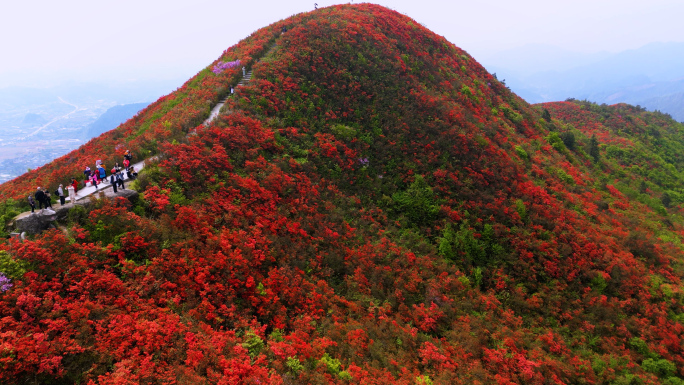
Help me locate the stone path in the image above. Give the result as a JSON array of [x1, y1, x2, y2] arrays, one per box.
[[203, 68, 253, 126], [67, 158, 147, 203], [12, 159, 146, 223]]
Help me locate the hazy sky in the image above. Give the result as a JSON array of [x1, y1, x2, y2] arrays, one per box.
[[1, 0, 683, 87]]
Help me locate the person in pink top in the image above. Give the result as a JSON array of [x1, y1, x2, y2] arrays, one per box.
[[90, 173, 99, 189]]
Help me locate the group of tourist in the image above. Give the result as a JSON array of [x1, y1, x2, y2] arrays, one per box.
[[82, 150, 137, 189], [28, 150, 138, 214], [28, 187, 52, 213]]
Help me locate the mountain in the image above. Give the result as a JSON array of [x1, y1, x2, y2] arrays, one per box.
[[85, 102, 150, 139], [20, 112, 47, 126], [1, 4, 684, 384], [484, 42, 684, 121], [639, 92, 684, 122]]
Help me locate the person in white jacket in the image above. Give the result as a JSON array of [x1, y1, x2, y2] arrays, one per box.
[[57, 184, 65, 205]]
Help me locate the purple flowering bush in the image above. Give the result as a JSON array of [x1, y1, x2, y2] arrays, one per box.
[[212, 60, 241, 74], [0, 273, 11, 292]]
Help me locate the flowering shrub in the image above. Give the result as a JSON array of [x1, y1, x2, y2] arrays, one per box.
[[212, 59, 241, 74], [0, 273, 11, 292]]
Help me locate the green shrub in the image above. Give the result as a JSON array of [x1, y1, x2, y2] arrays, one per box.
[[339, 371, 352, 380], [499, 105, 523, 124], [611, 374, 644, 385], [642, 358, 676, 378], [590, 274, 607, 293], [0, 250, 28, 280], [591, 357, 607, 376], [286, 356, 304, 375], [439, 221, 504, 269], [553, 167, 575, 185], [392, 175, 440, 227], [242, 330, 264, 358], [560, 131, 576, 151], [472, 266, 483, 289], [547, 132, 568, 154], [514, 199, 528, 222], [319, 353, 343, 375], [330, 124, 358, 140], [514, 145, 528, 160], [0, 199, 20, 238], [166, 180, 190, 207], [461, 85, 474, 100], [66, 205, 88, 225], [606, 145, 627, 160]]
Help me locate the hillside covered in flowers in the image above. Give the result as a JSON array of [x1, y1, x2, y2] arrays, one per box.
[[1, 4, 684, 384]]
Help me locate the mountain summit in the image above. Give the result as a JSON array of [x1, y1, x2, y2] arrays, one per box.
[[1, 4, 684, 384]]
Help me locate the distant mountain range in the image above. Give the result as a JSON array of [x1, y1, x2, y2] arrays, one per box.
[[86, 102, 150, 139], [0, 81, 168, 181], [481, 42, 684, 121]]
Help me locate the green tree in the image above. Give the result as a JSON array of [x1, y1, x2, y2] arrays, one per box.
[[588, 135, 600, 162], [560, 131, 576, 151], [392, 175, 440, 227], [438, 221, 505, 269]]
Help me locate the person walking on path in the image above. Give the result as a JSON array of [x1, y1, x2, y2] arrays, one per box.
[[98, 165, 107, 183], [242, 66, 246, 77], [35, 187, 46, 210], [71, 178, 79, 194], [84, 166, 91, 180], [110, 173, 118, 193], [57, 184, 65, 205], [230, 85, 234, 95], [44, 190, 53, 209], [124, 150, 133, 170], [28, 195, 36, 213], [117, 171, 125, 190], [90, 173, 99, 189]]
